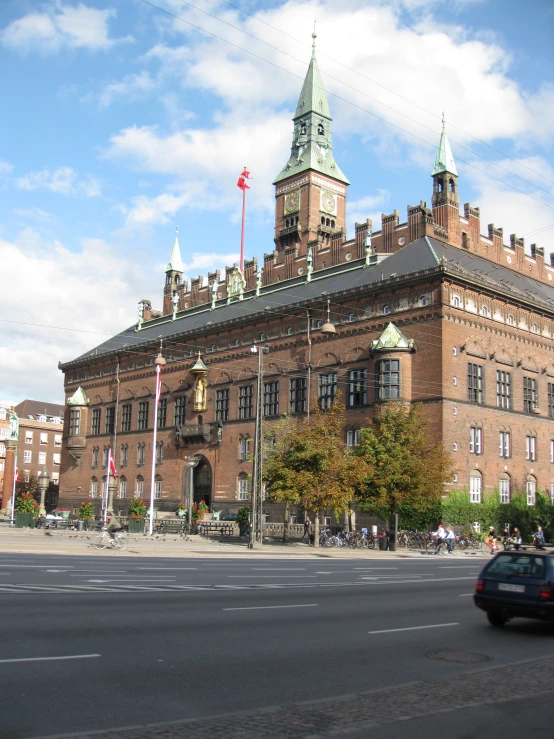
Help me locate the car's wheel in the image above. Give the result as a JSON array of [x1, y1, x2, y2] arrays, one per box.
[[487, 612, 508, 627]]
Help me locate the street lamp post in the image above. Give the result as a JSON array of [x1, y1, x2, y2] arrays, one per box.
[[250, 343, 268, 550], [37, 467, 50, 517], [185, 456, 200, 531]]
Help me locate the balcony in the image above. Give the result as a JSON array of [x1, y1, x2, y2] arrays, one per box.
[[177, 424, 212, 443]]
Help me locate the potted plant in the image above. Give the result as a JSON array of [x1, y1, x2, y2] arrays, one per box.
[[236, 505, 250, 537], [128, 498, 147, 533], [198, 500, 211, 520], [175, 502, 186, 518], [15, 493, 40, 528], [78, 499, 96, 530]]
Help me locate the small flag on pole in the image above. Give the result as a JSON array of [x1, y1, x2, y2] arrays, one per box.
[[237, 168, 250, 190], [108, 449, 117, 478], [155, 364, 162, 402], [14, 464, 20, 482]]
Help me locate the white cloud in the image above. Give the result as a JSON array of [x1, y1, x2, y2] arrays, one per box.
[[16, 167, 101, 197], [14, 207, 55, 222], [0, 159, 14, 176], [98, 71, 157, 108], [0, 2, 131, 54]]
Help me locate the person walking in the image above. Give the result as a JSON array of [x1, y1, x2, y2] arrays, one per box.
[[533, 525, 546, 550], [445, 526, 456, 554], [303, 516, 311, 539], [512, 527, 522, 551]]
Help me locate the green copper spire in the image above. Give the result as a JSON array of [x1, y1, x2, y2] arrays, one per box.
[[371, 323, 414, 352], [432, 114, 458, 177], [273, 33, 349, 185], [166, 227, 184, 272], [67, 386, 90, 406]]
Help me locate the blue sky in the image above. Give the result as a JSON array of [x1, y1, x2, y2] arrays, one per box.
[[1, 0, 553, 404]]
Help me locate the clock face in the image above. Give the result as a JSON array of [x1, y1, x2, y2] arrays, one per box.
[[321, 191, 336, 214], [284, 191, 300, 214]]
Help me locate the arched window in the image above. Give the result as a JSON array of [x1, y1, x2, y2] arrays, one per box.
[[499, 474, 510, 504], [260, 333, 266, 342], [317, 123, 324, 135], [210, 344, 216, 353], [119, 476, 127, 499], [449, 179, 455, 192], [136, 475, 144, 497], [321, 216, 325, 224], [481, 306, 488, 317], [531, 323, 538, 334], [438, 179, 444, 193], [526, 475, 536, 506], [469, 471, 482, 503], [348, 313, 355, 323], [453, 296, 460, 308], [237, 472, 249, 501], [316, 319, 323, 329], [154, 475, 162, 500], [383, 305, 390, 315], [421, 296, 429, 306], [508, 315, 514, 326], [233, 338, 239, 347], [300, 123, 306, 136], [286, 326, 293, 336], [166, 275, 171, 285], [175, 275, 180, 284], [90, 477, 98, 498]]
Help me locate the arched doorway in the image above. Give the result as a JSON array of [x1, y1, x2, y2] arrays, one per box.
[[193, 456, 212, 509]]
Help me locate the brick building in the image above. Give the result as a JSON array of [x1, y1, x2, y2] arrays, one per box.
[[58, 43, 554, 519]]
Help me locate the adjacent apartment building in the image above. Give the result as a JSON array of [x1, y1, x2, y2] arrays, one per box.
[[57, 43, 554, 519]]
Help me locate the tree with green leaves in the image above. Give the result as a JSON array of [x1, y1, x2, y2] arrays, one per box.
[[354, 402, 453, 520], [264, 400, 367, 546]]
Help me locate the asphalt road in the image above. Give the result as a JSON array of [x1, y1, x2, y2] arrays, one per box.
[[1, 553, 553, 739]]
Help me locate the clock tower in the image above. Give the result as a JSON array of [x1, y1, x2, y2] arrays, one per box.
[[273, 34, 349, 257]]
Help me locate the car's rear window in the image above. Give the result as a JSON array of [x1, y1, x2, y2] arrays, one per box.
[[487, 554, 546, 579]]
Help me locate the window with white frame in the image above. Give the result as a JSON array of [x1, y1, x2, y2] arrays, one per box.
[[237, 474, 249, 501], [470, 426, 482, 455], [90, 478, 98, 498], [470, 475, 482, 503], [53, 453, 61, 465], [24, 470, 30, 483], [551, 440, 554, 464], [0, 444, 5, 457], [25, 431, 33, 444], [346, 429, 361, 447], [92, 447, 99, 468], [239, 437, 250, 461], [69, 409, 80, 436], [496, 370, 511, 409], [453, 296, 460, 308], [526, 435, 537, 462], [0, 428, 8, 439], [51, 472, 59, 484], [155, 441, 163, 465], [119, 477, 127, 499], [54, 434, 62, 447], [24, 450, 32, 464], [0, 462, 4, 472], [136, 476, 144, 497], [137, 443, 145, 466], [37, 415, 47, 422], [51, 416, 62, 425], [526, 478, 536, 506], [499, 477, 510, 504], [154, 477, 162, 499], [40, 432, 48, 445], [499, 431, 510, 459], [550, 483, 554, 505]]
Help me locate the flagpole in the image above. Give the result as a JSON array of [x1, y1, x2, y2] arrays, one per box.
[[149, 364, 160, 537], [104, 450, 110, 524], [240, 185, 246, 273], [9, 455, 17, 526]]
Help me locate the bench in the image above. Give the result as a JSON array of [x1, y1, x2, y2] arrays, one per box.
[[200, 521, 235, 537], [36, 518, 76, 530], [155, 520, 190, 536]]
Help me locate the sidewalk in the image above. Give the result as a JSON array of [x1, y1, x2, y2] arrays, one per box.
[[0, 527, 488, 559]]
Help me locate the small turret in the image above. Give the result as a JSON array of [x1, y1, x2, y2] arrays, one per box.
[[432, 114, 459, 209], [164, 227, 184, 315]]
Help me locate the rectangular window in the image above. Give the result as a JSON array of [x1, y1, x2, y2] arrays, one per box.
[[90, 480, 98, 498], [496, 370, 511, 409], [238, 385, 254, 419], [136, 478, 144, 496], [467, 363, 484, 404], [318, 373, 338, 410], [121, 404, 132, 433], [102, 448, 109, 467], [470, 476, 482, 503], [523, 376, 538, 413], [92, 447, 99, 467], [69, 409, 80, 436], [91, 409, 101, 435], [105, 407, 115, 434], [499, 478, 510, 504], [121, 445, 128, 467], [24, 450, 32, 464], [174, 396, 186, 426], [470, 427, 482, 455], [119, 479, 127, 499], [54, 434, 62, 447], [499, 431, 510, 459], [376, 359, 400, 400], [157, 398, 167, 429], [51, 472, 59, 484], [346, 429, 361, 447], [0, 462, 4, 472], [239, 437, 250, 461], [263, 381, 279, 417], [548, 383, 554, 419], [289, 377, 307, 414], [23, 470, 30, 483], [137, 444, 145, 466], [348, 368, 367, 407], [237, 477, 249, 501], [216, 389, 230, 422], [550, 483, 554, 505], [25, 431, 33, 444], [137, 402, 149, 430], [526, 480, 536, 506], [40, 432, 48, 445], [38, 451, 46, 464], [551, 439, 554, 464], [154, 479, 162, 499], [0, 444, 5, 457], [53, 453, 61, 465], [526, 435, 537, 462]]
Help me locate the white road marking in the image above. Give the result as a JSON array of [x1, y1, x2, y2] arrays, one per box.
[[138, 568, 198, 571], [0, 564, 72, 569], [46, 569, 69, 573], [354, 568, 398, 570], [86, 578, 175, 582], [224, 604, 319, 611], [459, 593, 474, 597], [0, 654, 101, 664], [251, 568, 306, 571], [227, 575, 317, 578], [440, 566, 480, 570], [368, 622, 459, 635]]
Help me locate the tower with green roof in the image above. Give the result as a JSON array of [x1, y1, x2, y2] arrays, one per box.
[[431, 115, 461, 244], [163, 227, 184, 315], [273, 33, 349, 257]]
